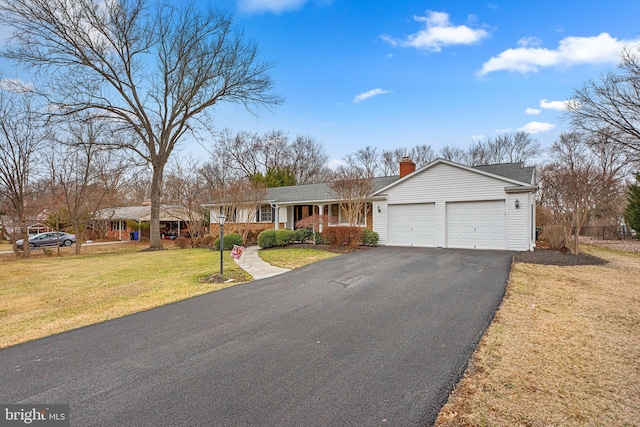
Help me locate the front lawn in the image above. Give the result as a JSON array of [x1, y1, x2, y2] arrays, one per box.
[[258, 247, 340, 269], [436, 245, 640, 426], [0, 246, 250, 348]]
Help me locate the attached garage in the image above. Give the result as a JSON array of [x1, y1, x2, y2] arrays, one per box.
[[446, 200, 506, 250], [372, 159, 538, 251], [388, 203, 436, 247]]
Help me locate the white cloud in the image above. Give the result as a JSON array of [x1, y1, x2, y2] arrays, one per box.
[[525, 107, 541, 115], [471, 134, 484, 141], [381, 10, 489, 52], [237, 0, 309, 14], [0, 78, 34, 93], [539, 99, 570, 111], [353, 88, 391, 104], [326, 158, 345, 170], [494, 128, 512, 133], [478, 32, 639, 76], [517, 37, 542, 48], [518, 121, 555, 134]]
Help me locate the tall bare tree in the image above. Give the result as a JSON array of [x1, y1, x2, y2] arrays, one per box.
[[214, 129, 329, 184], [566, 45, 640, 163], [0, 86, 48, 257], [0, 0, 281, 249], [344, 146, 379, 178], [466, 131, 541, 166], [438, 145, 467, 164]]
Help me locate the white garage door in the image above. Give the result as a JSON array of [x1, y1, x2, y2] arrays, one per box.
[[447, 201, 505, 250], [388, 203, 436, 247]]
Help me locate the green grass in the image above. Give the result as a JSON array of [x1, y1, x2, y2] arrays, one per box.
[[258, 247, 340, 269], [0, 246, 250, 348]]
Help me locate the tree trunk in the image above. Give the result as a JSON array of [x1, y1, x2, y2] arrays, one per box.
[[149, 162, 165, 250]]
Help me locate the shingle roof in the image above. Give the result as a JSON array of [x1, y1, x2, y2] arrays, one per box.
[[472, 162, 536, 184], [265, 175, 399, 204], [95, 205, 195, 221], [204, 161, 536, 206]]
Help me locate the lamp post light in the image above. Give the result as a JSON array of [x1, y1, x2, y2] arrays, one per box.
[[218, 214, 226, 278]]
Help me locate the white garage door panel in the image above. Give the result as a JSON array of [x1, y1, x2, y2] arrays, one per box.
[[388, 203, 436, 247], [447, 201, 505, 250]]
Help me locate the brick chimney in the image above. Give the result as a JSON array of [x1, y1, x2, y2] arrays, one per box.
[[399, 155, 416, 178]]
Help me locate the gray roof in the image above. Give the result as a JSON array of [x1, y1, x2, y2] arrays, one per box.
[[95, 205, 195, 221], [472, 162, 536, 184], [265, 175, 400, 204], [204, 161, 535, 207]]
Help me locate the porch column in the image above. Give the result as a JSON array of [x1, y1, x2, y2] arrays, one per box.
[[318, 204, 324, 232], [273, 204, 280, 230]]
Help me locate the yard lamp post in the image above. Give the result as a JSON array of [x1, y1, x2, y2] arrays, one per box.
[[218, 214, 226, 278]]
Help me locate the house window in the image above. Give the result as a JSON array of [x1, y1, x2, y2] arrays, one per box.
[[257, 205, 273, 223]]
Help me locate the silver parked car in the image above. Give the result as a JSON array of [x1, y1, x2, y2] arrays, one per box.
[[16, 232, 76, 250]]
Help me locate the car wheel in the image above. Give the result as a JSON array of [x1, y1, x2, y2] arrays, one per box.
[[63, 240, 73, 247], [28, 243, 35, 250]]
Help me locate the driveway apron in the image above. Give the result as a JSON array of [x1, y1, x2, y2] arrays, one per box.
[[0, 247, 512, 426]]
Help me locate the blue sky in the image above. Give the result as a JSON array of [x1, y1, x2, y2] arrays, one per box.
[[208, 0, 640, 166], [2, 0, 640, 167]]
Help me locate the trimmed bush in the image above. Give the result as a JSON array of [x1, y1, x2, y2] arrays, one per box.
[[200, 235, 214, 248], [539, 225, 566, 251], [361, 229, 379, 246], [275, 229, 295, 247], [257, 229, 277, 248], [213, 232, 243, 251], [174, 237, 190, 249], [322, 226, 363, 248], [294, 228, 312, 243]]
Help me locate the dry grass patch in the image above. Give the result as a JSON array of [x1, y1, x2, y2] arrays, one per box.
[[258, 247, 340, 269], [437, 246, 640, 426], [0, 246, 250, 348]]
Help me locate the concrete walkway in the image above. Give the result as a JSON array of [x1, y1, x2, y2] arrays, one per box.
[[234, 245, 290, 280]]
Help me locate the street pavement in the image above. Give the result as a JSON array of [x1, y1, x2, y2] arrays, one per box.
[[0, 247, 513, 426]]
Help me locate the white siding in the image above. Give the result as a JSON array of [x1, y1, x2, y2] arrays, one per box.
[[377, 162, 535, 251], [385, 163, 510, 203], [506, 194, 529, 251], [373, 201, 388, 244]]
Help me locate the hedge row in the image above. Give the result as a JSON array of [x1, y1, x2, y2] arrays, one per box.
[[257, 227, 379, 249]]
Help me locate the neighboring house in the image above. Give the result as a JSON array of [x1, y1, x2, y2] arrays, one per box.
[[204, 158, 537, 251], [1, 213, 55, 239], [95, 203, 199, 240]]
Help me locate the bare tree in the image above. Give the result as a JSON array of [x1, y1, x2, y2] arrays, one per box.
[[466, 131, 541, 166], [214, 129, 330, 184], [0, 87, 48, 257], [163, 156, 209, 246], [47, 118, 128, 254], [538, 132, 622, 254], [439, 145, 467, 164], [290, 135, 330, 184], [0, 0, 281, 249], [344, 146, 379, 178], [380, 145, 436, 176], [210, 179, 267, 244], [566, 45, 640, 163], [328, 167, 374, 227]]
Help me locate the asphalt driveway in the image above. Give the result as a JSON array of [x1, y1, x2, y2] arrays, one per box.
[[0, 247, 512, 426]]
